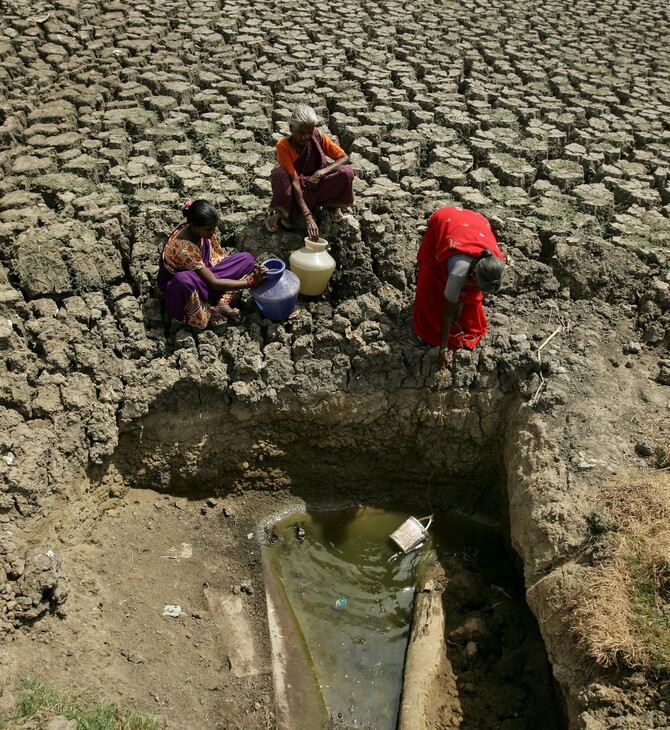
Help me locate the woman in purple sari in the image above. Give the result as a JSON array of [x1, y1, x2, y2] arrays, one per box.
[[266, 104, 354, 241], [158, 200, 266, 330]]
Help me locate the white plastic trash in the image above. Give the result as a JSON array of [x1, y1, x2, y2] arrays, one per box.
[[390, 516, 433, 553], [162, 604, 185, 617]]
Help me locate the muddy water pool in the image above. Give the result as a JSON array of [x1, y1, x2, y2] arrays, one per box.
[[265, 504, 505, 729]]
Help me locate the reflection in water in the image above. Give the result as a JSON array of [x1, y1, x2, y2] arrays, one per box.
[[267, 505, 503, 729]]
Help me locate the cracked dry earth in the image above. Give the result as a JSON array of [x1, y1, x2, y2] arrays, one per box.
[[0, 0, 669, 728]]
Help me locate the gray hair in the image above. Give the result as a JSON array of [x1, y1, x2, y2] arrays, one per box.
[[288, 104, 319, 130], [476, 252, 505, 293]]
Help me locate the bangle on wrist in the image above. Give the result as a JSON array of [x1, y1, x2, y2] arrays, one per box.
[[246, 274, 255, 287], [439, 347, 449, 354], [303, 210, 312, 218]]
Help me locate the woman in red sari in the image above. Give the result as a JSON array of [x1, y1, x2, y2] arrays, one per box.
[[266, 104, 354, 241], [412, 207, 506, 370]]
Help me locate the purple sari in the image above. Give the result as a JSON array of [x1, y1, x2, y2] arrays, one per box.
[[157, 227, 255, 324], [269, 130, 354, 225]]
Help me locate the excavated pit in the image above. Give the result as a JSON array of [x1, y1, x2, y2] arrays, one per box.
[[106, 384, 567, 728]]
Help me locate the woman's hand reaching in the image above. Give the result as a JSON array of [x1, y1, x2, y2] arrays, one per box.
[[306, 215, 320, 241], [437, 348, 451, 371], [248, 262, 268, 287]]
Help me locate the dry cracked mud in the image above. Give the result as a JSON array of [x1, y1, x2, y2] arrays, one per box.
[[0, 0, 669, 728]]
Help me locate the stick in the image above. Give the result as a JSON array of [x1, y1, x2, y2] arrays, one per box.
[[537, 325, 562, 352], [529, 325, 563, 406]]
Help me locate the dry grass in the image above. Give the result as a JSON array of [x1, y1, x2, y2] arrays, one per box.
[[641, 415, 670, 469], [569, 471, 670, 674]]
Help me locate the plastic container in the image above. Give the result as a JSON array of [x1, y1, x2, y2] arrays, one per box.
[[289, 238, 336, 296], [389, 516, 433, 553], [251, 258, 300, 321]]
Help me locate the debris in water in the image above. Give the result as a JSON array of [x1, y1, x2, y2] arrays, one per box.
[[334, 597, 347, 610], [270, 526, 280, 544], [389, 516, 432, 553], [295, 523, 306, 541]]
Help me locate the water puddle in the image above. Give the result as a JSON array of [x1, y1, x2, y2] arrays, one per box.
[[264, 504, 504, 729]]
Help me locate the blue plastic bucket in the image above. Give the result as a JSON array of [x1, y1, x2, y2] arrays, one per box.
[[251, 258, 300, 321]]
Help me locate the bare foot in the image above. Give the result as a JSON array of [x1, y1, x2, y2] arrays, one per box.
[[265, 211, 280, 232], [211, 304, 244, 325]]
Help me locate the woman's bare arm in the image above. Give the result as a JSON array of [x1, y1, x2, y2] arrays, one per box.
[[290, 172, 319, 240], [195, 261, 266, 291], [438, 298, 459, 370], [307, 152, 350, 191]]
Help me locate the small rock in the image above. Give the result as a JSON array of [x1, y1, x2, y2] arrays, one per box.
[[577, 458, 607, 470], [449, 616, 488, 642], [588, 510, 613, 534], [0, 319, 13, 348], [623, 342, 642, 355], [510, 333, 531, 351], [635, 440, 654, 457], [123, 651, 147, 664], [625, 672, 647, 688], [0, 539, 17, 555], [46, 716, 77, 730], [206, 497, 218, 508]]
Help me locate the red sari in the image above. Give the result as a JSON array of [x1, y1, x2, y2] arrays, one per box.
[[412, 207, 505, 350]]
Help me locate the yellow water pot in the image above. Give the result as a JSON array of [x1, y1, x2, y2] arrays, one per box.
[[289, 237, 336, 296]]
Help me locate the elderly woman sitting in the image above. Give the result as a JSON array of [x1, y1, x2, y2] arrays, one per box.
[[266, 104, 354, 241], [158, 199, 266, 330]]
